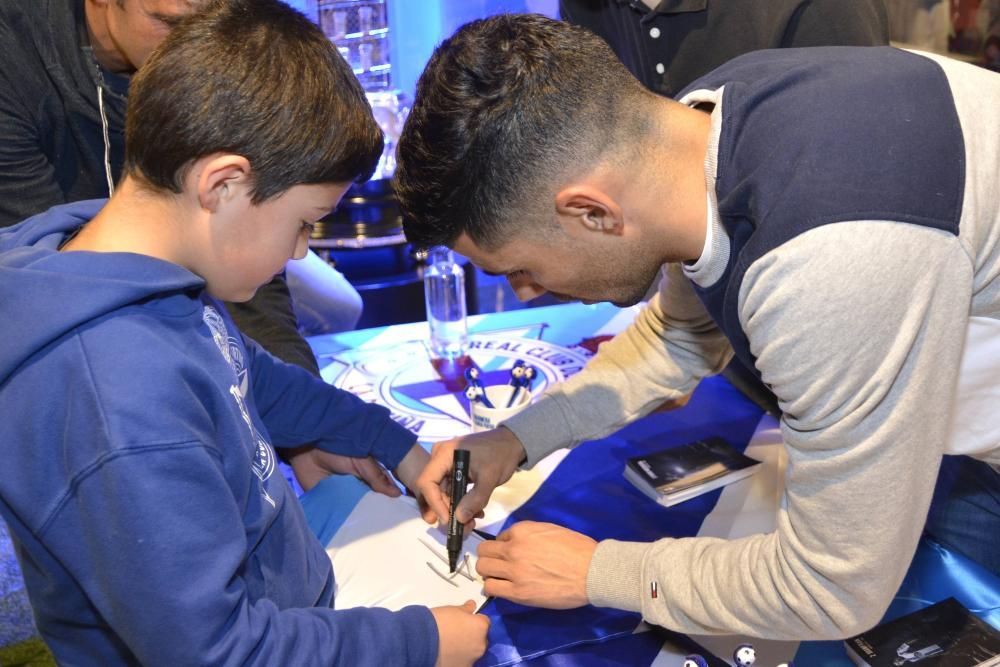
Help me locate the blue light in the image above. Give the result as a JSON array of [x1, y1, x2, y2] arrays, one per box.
[[389, 0, 558, 98]]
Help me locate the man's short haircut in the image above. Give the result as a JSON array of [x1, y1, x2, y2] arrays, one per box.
[[125, 0, 382, 202], [395, 13, 651, 251]]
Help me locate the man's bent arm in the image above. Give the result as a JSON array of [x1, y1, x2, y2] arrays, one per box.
[[503, 262, 732, 467], [0, 50, 67, 227], [587, 222, 971, 639]]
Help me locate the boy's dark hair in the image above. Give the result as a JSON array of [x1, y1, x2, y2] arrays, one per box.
[[395, 13, 651, 252], [125, 0, 382, 202]]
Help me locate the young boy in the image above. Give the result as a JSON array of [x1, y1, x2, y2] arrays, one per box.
[[0, 0, 488, 664]]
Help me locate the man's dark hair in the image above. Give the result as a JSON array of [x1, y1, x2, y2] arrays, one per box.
[[395, 13, 651, 251], [125, 0, 382, 202]]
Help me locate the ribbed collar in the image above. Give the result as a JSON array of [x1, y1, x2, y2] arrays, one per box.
[[614, 0, 708, 24]]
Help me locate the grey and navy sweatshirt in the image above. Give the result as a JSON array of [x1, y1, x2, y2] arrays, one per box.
[[504, 47, 1000, 639], [0, 202, 437, 666]]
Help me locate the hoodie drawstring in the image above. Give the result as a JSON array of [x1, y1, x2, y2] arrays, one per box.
[[97, 85, 115, 197]]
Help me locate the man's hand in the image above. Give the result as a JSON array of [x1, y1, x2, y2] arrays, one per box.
[[430, 601, 490, 667], [476, 521, 596, 609], [416, 427, 526, 526], [285, 445, 401, 496]]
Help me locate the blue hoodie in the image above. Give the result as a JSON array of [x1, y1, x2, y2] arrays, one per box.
[[0, 201, 438, 666]]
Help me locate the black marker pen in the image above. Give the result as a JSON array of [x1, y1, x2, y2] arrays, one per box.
[[447, 449, 471, 573]]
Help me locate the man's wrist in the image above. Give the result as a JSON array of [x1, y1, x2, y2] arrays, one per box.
[[500, 394, 572, 468], [497, 426, 528, 468]]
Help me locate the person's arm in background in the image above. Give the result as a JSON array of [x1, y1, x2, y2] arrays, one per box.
[[0, 31, 70, 227], [285, 249, 363, 336], [226, 275, 321, 376], [782, 0, 889, 47]]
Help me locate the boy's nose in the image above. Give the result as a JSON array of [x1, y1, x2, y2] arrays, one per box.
[[292, 234, 310, 261]]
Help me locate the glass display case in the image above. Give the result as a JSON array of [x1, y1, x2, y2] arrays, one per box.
[[318, 0, 392, 91]]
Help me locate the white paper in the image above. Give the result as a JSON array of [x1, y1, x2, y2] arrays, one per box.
[[326, 493, 488, 611]]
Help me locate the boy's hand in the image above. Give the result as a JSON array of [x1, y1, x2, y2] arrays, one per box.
[[417, 428, 526, 526], [430, 601, 490, 667], [285, 446, 401, 496]]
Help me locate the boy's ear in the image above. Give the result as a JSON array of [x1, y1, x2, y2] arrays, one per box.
[[195, 154, 253, 213], [554, 185, 624, 236]]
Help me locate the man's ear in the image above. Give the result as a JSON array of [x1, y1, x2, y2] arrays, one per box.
[[194, 154, 253, 213], [554, 185, 623, 235]]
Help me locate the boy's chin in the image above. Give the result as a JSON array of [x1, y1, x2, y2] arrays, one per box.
[[206, 285, 259, 303]]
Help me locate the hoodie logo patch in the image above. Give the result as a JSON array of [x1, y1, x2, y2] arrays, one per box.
[[203, 306, 276, 508], [203, 306, 249, 396]]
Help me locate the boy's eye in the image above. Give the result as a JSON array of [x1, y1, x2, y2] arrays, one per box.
[[507, 270, 528, 280], [301, 220, 316, 233]]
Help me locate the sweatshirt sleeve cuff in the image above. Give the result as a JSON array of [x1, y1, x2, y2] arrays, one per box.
[[395, 605, 439, 667], [316, 409, 417, 471], [499, 394, 574, 468], [586, 540, 652, 613], [368, 417, 418, 470]]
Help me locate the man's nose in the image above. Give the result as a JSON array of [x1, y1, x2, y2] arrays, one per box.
[[508, 275, 546, 302]]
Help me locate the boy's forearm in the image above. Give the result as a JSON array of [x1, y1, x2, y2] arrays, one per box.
[[392, 442, 430, 492], [302, 393, 417, 470], [247, 335, 417, 467]]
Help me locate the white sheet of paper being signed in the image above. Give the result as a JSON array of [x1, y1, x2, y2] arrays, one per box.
[[326, 493, 488, 611]]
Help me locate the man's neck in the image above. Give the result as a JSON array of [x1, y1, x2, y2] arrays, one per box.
[[83, 0, 131, 73], [642, 101, 712, 263]]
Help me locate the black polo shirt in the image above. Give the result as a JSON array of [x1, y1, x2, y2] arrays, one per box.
[[560, 0, 890, 97]]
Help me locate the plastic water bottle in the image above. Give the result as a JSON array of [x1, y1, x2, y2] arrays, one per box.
[[424, 247, 468, 359]]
